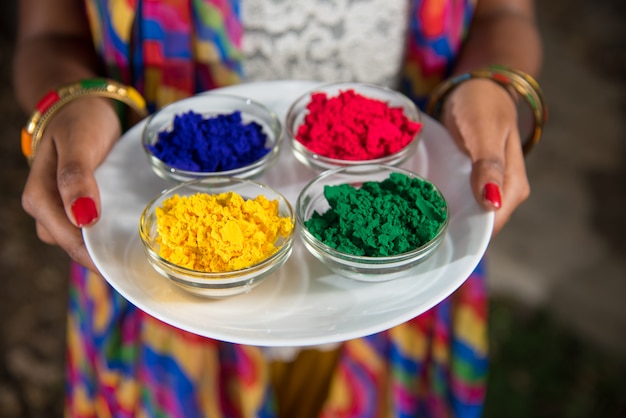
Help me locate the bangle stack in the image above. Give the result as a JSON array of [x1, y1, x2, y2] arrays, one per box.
[[426, 65, 547, 155], [21, 78, 148, 164]]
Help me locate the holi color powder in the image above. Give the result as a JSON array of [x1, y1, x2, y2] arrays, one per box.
[[155, 191, 293, 273], [295, 89, 422, 160], [304, 172, 447, 257], [148, 110, 270, 172]]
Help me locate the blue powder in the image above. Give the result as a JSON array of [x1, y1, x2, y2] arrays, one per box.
[[148, 110, 271, 172]]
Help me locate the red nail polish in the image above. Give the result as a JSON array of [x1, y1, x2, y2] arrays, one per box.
[[71, 197, 98, 227], [483, 183, 502, 209]]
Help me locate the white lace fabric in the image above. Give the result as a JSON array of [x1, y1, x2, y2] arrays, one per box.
[[241, 0, 410, 88]]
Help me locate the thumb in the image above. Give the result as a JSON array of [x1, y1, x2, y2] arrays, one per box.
[[61, 169, 100, 228], [471, 158, 504, 211], [471, 129, 530, 235], [51, 98, 121, 227], [438, 79, 513, 213]]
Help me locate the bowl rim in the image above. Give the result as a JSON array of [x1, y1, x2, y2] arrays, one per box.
[[138, 176, 296, 282], [285, 81, 423, 167], [141, 93, 284, 177], [295, 164, 449, 263]]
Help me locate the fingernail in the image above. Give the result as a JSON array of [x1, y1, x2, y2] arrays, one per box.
[[483, 183, 502, 209], [71, 197, 98, 227]]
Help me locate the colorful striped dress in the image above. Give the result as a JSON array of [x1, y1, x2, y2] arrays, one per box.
[[68, 1, 488, 416]]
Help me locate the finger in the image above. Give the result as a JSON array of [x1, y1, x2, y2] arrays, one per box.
[[462, 126, 507, 212], [35, 222, 55, 245], [471, 157, 505, 211], [492, 130, 530, 235], [35, 220, 95, 272]]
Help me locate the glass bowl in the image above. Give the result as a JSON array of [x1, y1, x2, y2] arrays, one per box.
[[285, 82, 423, 172], [139, 177, 295, 297], [296, 164, 448, 282], [142, 94, 283, 182]]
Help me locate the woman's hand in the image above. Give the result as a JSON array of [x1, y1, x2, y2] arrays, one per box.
[[21, 97, 122, 272], [440, 78, 530, 235]]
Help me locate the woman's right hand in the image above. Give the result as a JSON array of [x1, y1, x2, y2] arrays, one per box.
[[21, 97, 122, 272]]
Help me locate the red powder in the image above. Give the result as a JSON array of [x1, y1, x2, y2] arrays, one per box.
[[295, 89, 422, 160]]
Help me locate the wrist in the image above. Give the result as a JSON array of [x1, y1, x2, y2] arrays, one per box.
[[21, 78, 147, 164], [45, 96, 123, 141]]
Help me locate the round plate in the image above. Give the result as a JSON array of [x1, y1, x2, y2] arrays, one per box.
[[83, 80, 493, 347]]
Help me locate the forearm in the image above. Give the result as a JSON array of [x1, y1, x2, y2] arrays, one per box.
[[454, 0, 543, 76], [12, 0, 103, 112], [13, 35, 103, 112]]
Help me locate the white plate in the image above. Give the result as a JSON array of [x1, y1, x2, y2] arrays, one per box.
[[83, 80, 493, 347]]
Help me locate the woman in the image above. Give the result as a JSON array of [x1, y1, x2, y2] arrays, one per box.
[[13, 0, 543, 416]]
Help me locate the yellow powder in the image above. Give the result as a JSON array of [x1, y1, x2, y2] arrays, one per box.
[[155, 191, 293, 272]]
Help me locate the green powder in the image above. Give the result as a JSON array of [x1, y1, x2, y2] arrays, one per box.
[[304, 172, 447, 256]]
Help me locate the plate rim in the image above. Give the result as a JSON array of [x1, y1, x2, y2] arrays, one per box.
[[83, 80, 494, 347]]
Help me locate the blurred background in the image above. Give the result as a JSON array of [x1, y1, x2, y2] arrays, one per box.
[[0, 1, 624, 417]]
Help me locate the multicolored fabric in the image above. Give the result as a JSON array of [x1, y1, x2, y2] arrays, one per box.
[[70, 1, 488, 416], [402, 0, 477, 108], [85, 0, 244, 112], [67, 262, 487, 417], [84, 0, 475, 110]]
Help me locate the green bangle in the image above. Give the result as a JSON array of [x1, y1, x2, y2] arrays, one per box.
[[21, 78, 148, 164], [426, 65, 548, 155]]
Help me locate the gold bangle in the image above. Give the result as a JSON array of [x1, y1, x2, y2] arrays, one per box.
[[426, 65, 548, 155], [21, 78, 148, 164]]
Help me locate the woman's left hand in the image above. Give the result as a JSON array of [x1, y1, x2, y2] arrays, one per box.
[[439, 78, 530, 236]]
